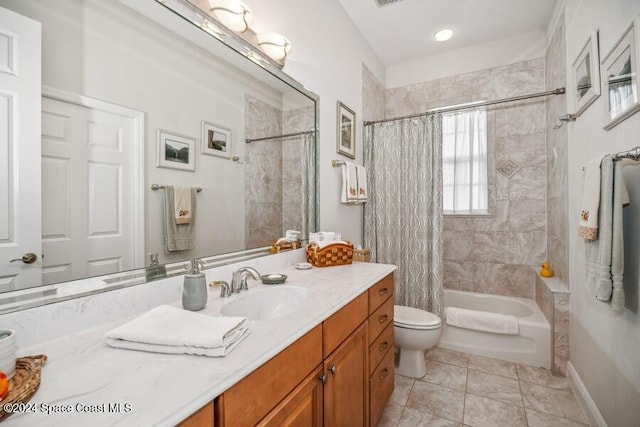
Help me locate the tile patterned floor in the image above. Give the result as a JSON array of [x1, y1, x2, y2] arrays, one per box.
[[379, 347, 590, 427]]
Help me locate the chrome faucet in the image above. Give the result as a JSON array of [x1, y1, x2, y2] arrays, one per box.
[[231, 267, 261, 293]]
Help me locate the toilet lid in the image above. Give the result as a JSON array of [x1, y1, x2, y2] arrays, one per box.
[[394, 305, 442, 329]]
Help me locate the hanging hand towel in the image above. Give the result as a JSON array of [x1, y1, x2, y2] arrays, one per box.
[[105, 305, 250, 357], [445, 306, 518, 335], [163, 186, 196, 252], [340, 162, 360, 204], [578, 156, 604, 240], [174, 186, 192, 225], [356, 165, 368, 203]]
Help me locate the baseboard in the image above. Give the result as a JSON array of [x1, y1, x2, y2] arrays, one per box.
[[567, 361, 608, 427]]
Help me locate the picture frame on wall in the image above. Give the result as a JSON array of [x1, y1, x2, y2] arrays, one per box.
[[156, 129, 196, 172], [337, 101, 356, 159], [201, 121, 231, 159], [572, 30, 601, 116], [601, 17, 640, 130]]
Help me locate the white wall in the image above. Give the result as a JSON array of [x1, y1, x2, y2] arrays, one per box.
[[386, 30, 546, 88], [564, 1, 640, 425], [245, 0, 386, 247]]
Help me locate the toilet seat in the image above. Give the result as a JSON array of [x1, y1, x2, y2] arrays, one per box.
[[394, 305, 441, 330]]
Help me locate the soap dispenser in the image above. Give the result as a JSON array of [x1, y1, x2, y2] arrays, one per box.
[[182, 258, 207, 311], [145, 253, 167, 282]]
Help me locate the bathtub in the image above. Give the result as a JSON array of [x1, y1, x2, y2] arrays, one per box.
[[440, 289, 551, 369]]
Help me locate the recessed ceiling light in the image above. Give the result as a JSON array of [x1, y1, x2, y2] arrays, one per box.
[[434, 28, 454, 42]]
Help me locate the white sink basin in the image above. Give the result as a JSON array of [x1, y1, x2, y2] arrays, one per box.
[[220, 286, 316, 321]]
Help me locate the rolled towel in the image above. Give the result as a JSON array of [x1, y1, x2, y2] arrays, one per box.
[[105, 305, 249, 357], [445, 306, 518, 335]]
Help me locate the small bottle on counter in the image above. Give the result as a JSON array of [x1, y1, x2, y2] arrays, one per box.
[[183, 258, 207, 311]]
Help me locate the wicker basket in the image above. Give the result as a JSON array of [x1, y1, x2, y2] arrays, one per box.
[[305, 242, 354, 267], [0, 355, 47, 421]]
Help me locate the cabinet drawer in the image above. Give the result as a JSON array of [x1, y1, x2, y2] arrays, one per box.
[[368, 274, 394, 314], [218, 325, 322, 426], [369, 347, 394, 427], [368, 297, 393, 344], [369, 323, 393, 375], [323, 292, 368, 357]]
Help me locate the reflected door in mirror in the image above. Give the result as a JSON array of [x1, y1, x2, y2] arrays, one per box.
[[0, 7, 42, 292]]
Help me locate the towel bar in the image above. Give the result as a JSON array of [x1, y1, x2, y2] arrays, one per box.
[[331, 160, 346, 167], [151, 184, 203, 192]]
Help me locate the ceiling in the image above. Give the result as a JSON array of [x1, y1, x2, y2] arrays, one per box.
[[337, 0, 557, 66]]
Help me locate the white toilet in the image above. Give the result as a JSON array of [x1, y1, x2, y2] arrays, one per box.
[[394, 305, 442, 378]]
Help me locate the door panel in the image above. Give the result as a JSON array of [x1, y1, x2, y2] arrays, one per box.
[[41, 97, 135, 284], [0, 7, 41, 291]]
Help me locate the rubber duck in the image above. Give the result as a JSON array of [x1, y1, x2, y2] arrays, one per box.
[[540, 262, 554, 277]]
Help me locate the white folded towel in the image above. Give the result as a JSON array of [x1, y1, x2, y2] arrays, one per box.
[[341, 162, 360, 204], [445, 306, 518, 335], [174, 186, 192, 225], [578, 156, 604, 240], [105, 305, 249, 357], [356, 165, 368, 203]]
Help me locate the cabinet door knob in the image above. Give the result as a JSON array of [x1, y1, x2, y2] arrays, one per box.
[[379, 341, 389, 352], [319, 373, 328, 385], [378, 368, 389, 381], [329, 364, 337, 375], [378, 287, 388, 295], [9, 253, 37, 264], [379, 314, 388, 323]]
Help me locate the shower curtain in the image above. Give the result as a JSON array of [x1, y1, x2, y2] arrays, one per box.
[[364, 115, 444, 316]]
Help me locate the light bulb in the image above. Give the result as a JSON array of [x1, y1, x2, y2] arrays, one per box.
[[257, 33, 291, 62], [434, 28, 454, 42], [209, 0, 253, 33]]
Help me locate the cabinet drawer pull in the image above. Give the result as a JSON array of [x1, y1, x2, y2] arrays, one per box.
[[378, 287, 388, 296], [378, 368, 389, 381], [379, 314, 388, 323], [378, 341, 389, 352], [329, 364, 337, 375]]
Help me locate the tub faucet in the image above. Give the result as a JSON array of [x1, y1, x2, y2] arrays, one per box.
[[231, 267, 261, 293]]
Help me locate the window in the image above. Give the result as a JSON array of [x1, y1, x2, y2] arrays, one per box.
[[442, 109, 488, 215]]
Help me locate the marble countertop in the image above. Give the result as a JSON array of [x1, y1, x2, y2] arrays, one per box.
[[3, 261, 396, 427]]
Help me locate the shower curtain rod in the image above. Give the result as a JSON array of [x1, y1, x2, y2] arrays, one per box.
[[363, 87, 566, 126], [245, 129, 315, 144]]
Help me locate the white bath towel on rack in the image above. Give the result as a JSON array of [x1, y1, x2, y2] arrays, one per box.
[[445, 306, 518, 335], [340, 162, 360, 204]]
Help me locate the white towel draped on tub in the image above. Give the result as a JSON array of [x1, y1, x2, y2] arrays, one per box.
[[445, 306, 518, 335], [105, 305, 249, 357]]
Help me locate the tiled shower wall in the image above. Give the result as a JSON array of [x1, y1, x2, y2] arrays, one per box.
[[545, 17, 569, 283], [542, 15, 571, 376], [385, 59, 547, 298], [245, 95, 313, 248], [362, 64, 386, 122], [245, 95, 283, 248]]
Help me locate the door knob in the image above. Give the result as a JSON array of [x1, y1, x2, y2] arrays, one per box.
[[9, 253, 37, 264]]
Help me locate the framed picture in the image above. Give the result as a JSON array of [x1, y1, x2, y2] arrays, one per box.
[[572, 31, 600, 116], [602, 17, 640, 130], [337, 101, 356, 159], [201, 121, 231, 159], [156, 129, 196, 171]]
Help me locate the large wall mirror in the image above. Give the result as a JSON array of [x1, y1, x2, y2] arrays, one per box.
[[0, 0, 318, 312]]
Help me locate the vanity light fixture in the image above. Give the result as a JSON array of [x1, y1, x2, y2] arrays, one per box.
[[257, 33, 292, 62], [434, 28, 454, 42], [209, 0, 253, 33]]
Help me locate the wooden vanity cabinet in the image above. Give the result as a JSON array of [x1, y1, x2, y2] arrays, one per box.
[[178, 402, 214, 427], [368, 274, 395, 427], [213, 273, 395, 427]]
